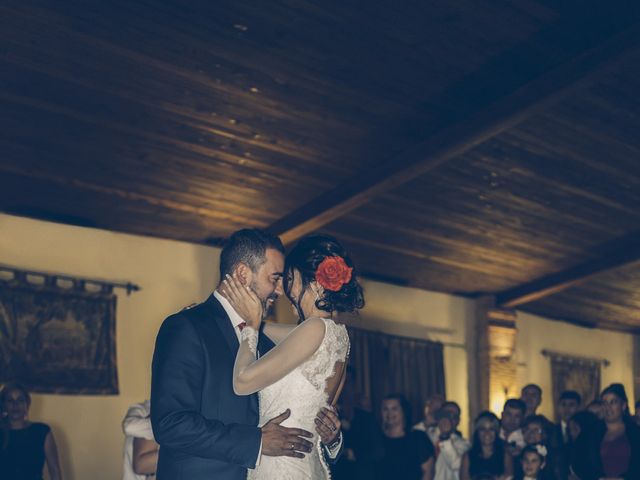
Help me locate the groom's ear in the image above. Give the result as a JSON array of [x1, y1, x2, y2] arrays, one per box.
[[235, 262, 251, 286]]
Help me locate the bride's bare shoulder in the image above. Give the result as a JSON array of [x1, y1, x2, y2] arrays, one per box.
[[298, 316, 326, 327]]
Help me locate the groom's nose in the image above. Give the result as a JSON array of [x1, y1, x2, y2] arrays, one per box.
[[274, 277, 284, 296]]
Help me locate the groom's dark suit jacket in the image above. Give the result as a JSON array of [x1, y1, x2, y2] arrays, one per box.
[[151, 294, 275, 480]]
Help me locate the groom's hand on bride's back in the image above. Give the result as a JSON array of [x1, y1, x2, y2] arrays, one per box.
[[261, 409, 313, 458]]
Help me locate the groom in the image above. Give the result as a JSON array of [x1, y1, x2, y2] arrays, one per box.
[[151, 228, 342, 479]]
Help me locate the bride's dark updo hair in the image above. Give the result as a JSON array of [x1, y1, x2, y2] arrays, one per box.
[[284, 234, 364, 320]]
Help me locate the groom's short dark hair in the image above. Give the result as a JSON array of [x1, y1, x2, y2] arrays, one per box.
[[219, 229, 284, 280]]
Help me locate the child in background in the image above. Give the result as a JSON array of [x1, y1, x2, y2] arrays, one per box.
[[515, 444, 546, 480]]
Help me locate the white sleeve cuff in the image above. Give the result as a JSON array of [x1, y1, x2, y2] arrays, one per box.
[[325, 432, 343, 459], [240, 326, 259, 356]]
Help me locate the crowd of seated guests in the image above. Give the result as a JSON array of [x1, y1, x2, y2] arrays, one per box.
[[333, 382, 640, 480], [3, 378, 639, 480]]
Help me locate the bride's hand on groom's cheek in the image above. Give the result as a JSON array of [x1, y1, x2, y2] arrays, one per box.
[[221, 273, 263, 329]]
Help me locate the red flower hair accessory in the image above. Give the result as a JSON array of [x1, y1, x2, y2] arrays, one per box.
[[315, 256, 353, 292]]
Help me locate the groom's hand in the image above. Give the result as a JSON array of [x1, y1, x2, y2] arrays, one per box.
[[261, 409, 313, 458], [315, 407, 341, 445]]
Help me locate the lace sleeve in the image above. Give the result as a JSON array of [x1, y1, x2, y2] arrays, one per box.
[[233, 317, 326, 395]]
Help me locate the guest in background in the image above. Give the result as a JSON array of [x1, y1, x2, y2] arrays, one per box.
[[122, 399, 159, 480], [520, 385, 554, 440], [0, 382, 62, 480], [522, 416, 548, 447], [585, 400, 604, 420], [332, 368, 382, 480], [554, 391, 580, 480], [514, 444, 547, 480], [567, 411, 600, 444], [567, 410, 600, 480], [413, 394, 446, 442], [521, 385, 543, 418], [556, 391, 581, 446], [442, 402, 463, 436], [595, 383, 640, 479], [500, 399, 526, 457], [377, 393, 435, 480], [519, 415, 559, 480], [422, 401, 463, 446], [432, 407, 470, 480], [461, 411, 512, 480]]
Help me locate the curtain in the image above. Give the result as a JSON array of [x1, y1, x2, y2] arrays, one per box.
[[549, 352, 602, 419], [347, 326, 445, 425]]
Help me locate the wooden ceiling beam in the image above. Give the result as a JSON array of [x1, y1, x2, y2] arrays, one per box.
[[269, 12, 640, 244], [520, 309, 640, 336], [497, 237, 640, 308]]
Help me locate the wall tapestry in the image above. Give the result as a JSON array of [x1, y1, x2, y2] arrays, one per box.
[[546, 349, 605, 419], [0, 268, 123, 394]]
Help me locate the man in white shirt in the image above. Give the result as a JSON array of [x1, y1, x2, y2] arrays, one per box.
[[413, 394, 446, 437], [432, 407, 470, 480], [122, 400, 158, 480]]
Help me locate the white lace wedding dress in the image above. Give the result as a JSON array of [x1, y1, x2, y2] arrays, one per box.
[[234, 317, 350, 480]]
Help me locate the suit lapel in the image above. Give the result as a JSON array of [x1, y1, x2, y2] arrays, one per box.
[[205, 294, 239, 354], [204, 294, 259, 416], [258, 330, 276, 356]]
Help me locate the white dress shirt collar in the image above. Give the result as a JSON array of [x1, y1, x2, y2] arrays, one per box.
[[213, 290, 246, 331]]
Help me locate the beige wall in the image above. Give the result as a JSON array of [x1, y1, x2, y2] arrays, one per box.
[[514, 310, 635, 420], [0, 213, 221, 480], [1, 213, 636, 478]]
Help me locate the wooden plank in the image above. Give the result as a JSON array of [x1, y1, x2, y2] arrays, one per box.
[[270, 15, 640, 244], [520, 305, 640, 335], [497, 237, 640, 308]]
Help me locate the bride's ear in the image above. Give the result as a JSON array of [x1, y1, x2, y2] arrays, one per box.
[[310, 281, 324, 299]]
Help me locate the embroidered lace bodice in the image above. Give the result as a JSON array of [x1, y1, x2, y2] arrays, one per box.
[[234, 317, 350, 479]]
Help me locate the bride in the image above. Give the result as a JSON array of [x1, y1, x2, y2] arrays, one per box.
[[220, 235, 364, 479]]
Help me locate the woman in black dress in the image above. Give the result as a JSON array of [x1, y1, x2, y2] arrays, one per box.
[[461, 411, 512, 480], [0, 382, 62, 480], [376, 393, 435, 480]]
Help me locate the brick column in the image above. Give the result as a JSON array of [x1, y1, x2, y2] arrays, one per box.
[[634, 334, 640, 405], [470, 296, 518, 421], [487, 310, 518, 414]]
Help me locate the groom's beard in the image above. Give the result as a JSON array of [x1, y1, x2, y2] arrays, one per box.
[[250, 280, 278, 320]]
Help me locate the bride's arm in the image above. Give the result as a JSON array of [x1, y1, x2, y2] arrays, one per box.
[[220, 274, 326, 395], [263, 322, 296, 344], [233, 317, 326, 395]]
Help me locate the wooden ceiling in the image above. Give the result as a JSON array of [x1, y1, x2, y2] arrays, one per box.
[[2, 0, 640, 332]]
